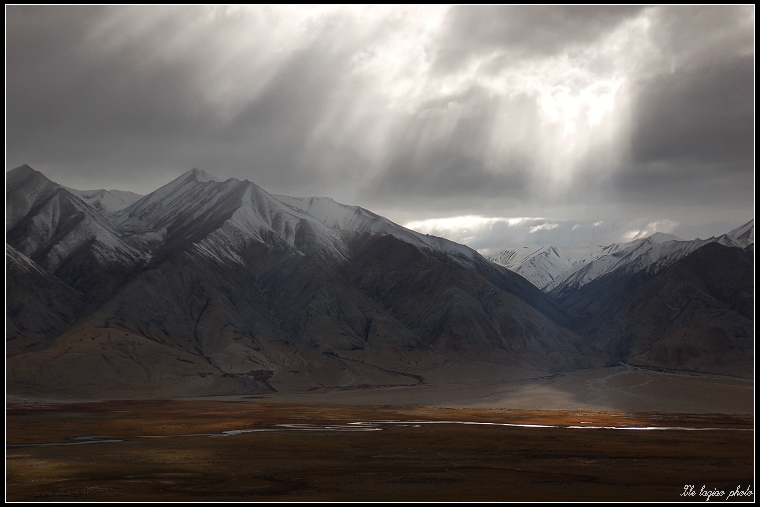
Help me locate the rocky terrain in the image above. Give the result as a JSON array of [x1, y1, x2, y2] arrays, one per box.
[[7, 165, 598, 399], [556, 241, 754, 377], [5, 164, 754, 399]]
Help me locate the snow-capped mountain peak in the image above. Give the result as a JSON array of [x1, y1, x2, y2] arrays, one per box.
[[64, 187, 143, 214], [489, 222, 753, 293], [645, 232, 682, 244], [115, 168, 229, 227], [487, 244, 617, 290], [6, 165, 146, 280], [727, 219, 754, 247], [544, 222, 754, 295], [274, 194, 481, 263], [187, 167, 221, 183]]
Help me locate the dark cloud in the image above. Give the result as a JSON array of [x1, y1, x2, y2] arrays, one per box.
[[435, 6, 645, 72], [646, 6, 753, 65], [6, 6, 366, 195], [613, 6, 754, 217], [6, 6, 222, 189], [5, 6, 754, 251], [614, 160, 753, 207], [629, 56, 753, 168]]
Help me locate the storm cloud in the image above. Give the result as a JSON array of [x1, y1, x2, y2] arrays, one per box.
[[6, 6, 754, 250]]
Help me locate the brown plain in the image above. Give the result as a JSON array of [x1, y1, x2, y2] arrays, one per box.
[[6, 400, 754, 502]]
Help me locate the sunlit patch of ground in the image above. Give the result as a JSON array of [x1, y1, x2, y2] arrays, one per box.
[[216, 364, 753, 415]]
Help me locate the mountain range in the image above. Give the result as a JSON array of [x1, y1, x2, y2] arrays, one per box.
[[488, 223, 753, 294], [5, 164, 754, 398]]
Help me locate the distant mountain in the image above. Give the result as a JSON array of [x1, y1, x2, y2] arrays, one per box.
[[727, 219, 754, 248], [6, 165, 599, 399], [65, 187, 143, 215], [556, 242, 754, 377], [487, 221, 754, 378], [548, 224, 754, 297], [487, 242, 630, 290], [488, 222, 754, 295]]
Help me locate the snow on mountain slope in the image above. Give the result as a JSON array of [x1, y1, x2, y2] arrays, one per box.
[[274, 195, 400, 233], [115, 168, 229, 230], [487, 243, 629, 290], [645, 232, 682, 243], [6, 242, 48, 277], [6, 165, 145, 274], [490, 223, 753, 293], [274, 195, 481, 263], [64, 187, 143, 214], [202, 183, 350, 263], [6, 164, 61, 232], [110, 168, 482, 265], [547, 226, 753, 296], [115, 169, 354, 263], [727, 219, 754, 247], [9, 166, 484, 272]]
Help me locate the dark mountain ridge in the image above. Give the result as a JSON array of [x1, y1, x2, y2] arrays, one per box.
[[7, 165, 605, 398], [556, 242, 754, 377]]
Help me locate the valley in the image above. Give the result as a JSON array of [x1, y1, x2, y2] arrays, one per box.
[[7, 165, 753, 399], [6, 6, 755, 502], [5, 164, 754, 502]]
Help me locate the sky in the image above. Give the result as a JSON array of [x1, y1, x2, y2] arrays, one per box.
[[6, 6, 755, 253]]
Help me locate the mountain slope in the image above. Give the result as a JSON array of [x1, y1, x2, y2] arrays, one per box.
[[727, 219, 754, 247], [344, 234, 596, 370], [547, 225, 753, 296], [8, 165, 751, 398], [489, 223, 754, 295], [487, 243, 630, 290], [6, 165, 146, 299], [275, 194, 480, 263], [114, 169, 352, 264], [556, 242, 754, 377], [6, 244, 85, 356], [7, 166, 602, 398], [64, 187, 143, 215]]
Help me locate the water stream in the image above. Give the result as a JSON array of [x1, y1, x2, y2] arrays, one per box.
[[7, 420, 750, 448]]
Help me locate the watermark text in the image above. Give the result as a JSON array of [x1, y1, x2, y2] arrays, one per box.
[[681, 485, 753, 501]]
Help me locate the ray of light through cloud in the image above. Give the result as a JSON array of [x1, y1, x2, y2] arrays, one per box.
[[6, 5, 754, 253]]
